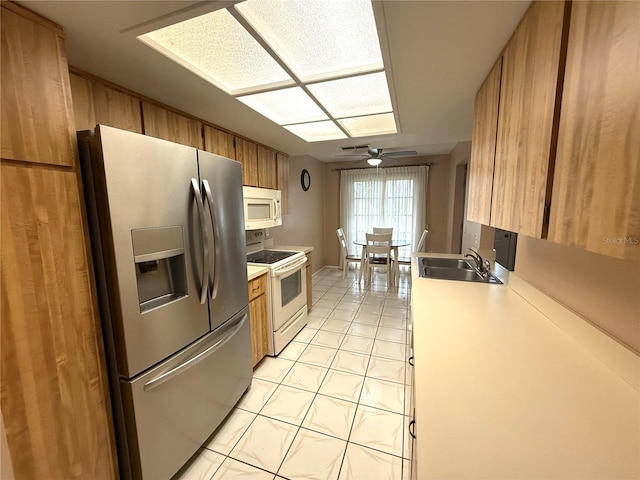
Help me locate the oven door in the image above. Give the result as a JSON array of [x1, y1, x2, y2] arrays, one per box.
[[271, 256, 307, 330]]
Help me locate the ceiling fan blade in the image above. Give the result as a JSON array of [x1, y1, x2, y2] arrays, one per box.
[[382, 150, 418, 157], [335, 153, 368, 158]]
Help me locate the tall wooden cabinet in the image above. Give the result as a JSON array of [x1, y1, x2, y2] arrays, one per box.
[[548, 1, 640, 261], [490, 0, 568, 237], [0, 3, 117, 479], [1, 5, 76, 167]]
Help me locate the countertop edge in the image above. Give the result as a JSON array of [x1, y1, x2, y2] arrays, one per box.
[[247, 265, 269, 281]]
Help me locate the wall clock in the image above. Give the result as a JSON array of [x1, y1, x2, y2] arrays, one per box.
[[301, 169, 311, 191]]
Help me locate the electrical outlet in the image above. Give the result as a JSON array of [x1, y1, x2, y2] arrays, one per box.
[[264, 228, 270, 238]]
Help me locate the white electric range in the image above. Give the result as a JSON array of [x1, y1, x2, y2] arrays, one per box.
[[247, 243, 308, 356]]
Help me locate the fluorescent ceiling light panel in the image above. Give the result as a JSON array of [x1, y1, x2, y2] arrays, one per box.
[[140, 9, 293, 95], [235, 0, 383, 83], [284, 121, 347, 142], [237, 87, 328, 125], [338, 113, 397, 137], [308, 72, 393, 118]]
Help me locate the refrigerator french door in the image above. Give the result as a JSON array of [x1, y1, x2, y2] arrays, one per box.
[[79, 125, 252, 480]]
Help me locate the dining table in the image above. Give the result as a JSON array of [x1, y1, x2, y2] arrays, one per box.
[[353, 238, 409, 285]]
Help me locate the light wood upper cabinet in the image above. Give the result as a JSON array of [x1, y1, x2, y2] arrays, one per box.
[[467, 58, 502, 225], [548, 1, 640, 261], [141, 101, 203, 149], [1, 4, 76, 166], [235, 137, 259, 186], [491, 0, 568, 237], [70, 73, 143, 133], [203, 124, 236, 159], [277, 152, 290, 214], [257, 145, 277, 189], [248, 274, 269, 367]]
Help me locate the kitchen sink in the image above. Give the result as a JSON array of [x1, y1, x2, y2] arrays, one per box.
[[418, 257, 503, 284], [420, 257, 474, 269]]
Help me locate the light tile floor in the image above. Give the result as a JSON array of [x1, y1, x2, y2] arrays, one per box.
[[173, 267, 413, 480]]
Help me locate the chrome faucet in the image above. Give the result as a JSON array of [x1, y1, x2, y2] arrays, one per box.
[[465, 248, 490, 275]]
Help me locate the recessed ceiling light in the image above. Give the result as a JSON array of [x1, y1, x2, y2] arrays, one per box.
[[237, 87, 328, 125], [338, 113, 397, 137], [140, 1, 398, 143], [235, 0, 383, 83], [140, 8, 293, 95], [307, 72, 393, 119], [284, 121, 347, 142]]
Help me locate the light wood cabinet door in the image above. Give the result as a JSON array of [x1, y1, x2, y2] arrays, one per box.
[[548, 1, 640, 261], [1, 165, 117, 479], [257, 145, 277, 189], [467, 58, 502, 225], [142, 101, 203, 148], [277, 153, 290, 214], [1, 4, 76, 166], [491, 1, 568, 237], [235, 137, 259, 186], [203, 124, 236, 159], [248, 275, 269, 367], [305, 253, 313, 312], [70, 73, 143, 133]]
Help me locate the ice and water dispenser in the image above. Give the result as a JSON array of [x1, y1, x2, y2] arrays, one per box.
[[132, 226, 187, 313]]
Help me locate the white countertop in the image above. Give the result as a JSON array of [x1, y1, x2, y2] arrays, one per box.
[[411, 254, 639, 479], [247, 265, 268, 282]]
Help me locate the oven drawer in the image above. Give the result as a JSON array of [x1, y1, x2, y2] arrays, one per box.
[[273, 306, 307, 355]]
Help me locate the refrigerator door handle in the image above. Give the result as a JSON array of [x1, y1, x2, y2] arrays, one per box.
[[202, 179, 220, 300], [143, 314, 246, 392], [191, 178, 210, 304]]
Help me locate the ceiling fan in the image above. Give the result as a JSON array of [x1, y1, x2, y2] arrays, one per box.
[[336, 145, 418, 166]]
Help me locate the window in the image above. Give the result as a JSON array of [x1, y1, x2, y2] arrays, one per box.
[[340, 165, 428, 258]]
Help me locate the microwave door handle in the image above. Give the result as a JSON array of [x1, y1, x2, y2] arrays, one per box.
[[191, 179, 209, 304], [272, 198, 278, 220], [273, 257, 307, 277], [202, 179, 220, 300]]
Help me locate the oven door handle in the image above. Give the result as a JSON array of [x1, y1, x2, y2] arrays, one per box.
[[272, 257, 307, 277]]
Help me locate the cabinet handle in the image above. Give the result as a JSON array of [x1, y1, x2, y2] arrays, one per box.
[[408, 419, 416, 439], [408, 356, 414, 367], [252, 286, 260, 291]]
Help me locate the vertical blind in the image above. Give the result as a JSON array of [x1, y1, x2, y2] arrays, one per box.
[[340, 165, 428, 258]]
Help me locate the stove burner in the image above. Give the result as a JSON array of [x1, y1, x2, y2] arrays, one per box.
[[247, 250, 298, 265]]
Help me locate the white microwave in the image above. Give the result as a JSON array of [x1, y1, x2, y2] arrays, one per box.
[[243, 186, 282, 230]]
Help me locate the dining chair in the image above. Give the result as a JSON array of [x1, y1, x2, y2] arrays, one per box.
[[397, 229, 429, 267], [364, 233, 394, 287], [336, 228, 363, 279], [372, 227, 393, 235]]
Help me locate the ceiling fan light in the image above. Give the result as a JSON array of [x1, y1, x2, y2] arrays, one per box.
[[367, 158, 382, 166]]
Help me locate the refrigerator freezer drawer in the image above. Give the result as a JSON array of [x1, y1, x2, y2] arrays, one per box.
[[120, 309, 252, 480]]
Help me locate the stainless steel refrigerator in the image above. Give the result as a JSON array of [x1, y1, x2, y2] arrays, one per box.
[[79, 125, 252, 480]]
